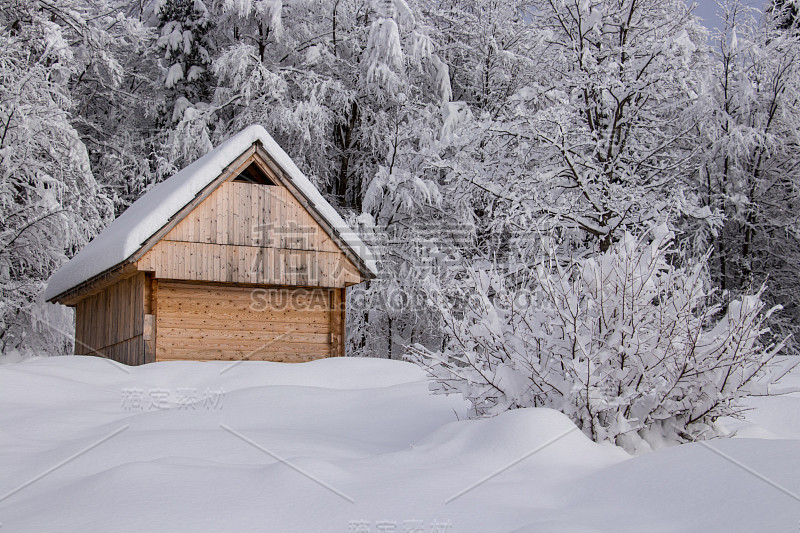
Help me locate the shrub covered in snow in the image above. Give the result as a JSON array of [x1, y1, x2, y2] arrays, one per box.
[[409, 225, 788, 450]]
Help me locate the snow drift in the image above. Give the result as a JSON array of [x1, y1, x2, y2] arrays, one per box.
[[0, 356, 798, 532]]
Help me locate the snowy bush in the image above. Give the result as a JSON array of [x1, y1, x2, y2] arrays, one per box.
[[409, 225, 788, 450]]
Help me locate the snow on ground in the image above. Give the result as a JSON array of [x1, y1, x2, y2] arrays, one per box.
[[0, 356, 799, 532]]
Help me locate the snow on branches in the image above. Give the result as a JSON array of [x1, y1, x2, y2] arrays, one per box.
[[409, 224, 787, 450]]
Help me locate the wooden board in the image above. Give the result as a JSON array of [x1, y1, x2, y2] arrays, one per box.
[[74, 272, 146, 365], [137, 180, 362, 287], [163, 181, 340, 251], [155, 281, 340, 362], [330, 288, 345, 357], [138, 241, 362, 287]]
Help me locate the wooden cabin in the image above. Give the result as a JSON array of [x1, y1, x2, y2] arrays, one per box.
[[46, 126, 377, 365]]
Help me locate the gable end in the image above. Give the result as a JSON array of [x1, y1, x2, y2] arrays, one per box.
[[47, 127, 377, 304]]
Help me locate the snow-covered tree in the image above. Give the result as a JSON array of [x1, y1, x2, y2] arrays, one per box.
[[71, 2, 161, 213], [698, 0, 800, 350], [502, 0, 707, 250], [150, 0, 216, 167], [768, 0, 799, 31], [0, 0, 112, 354], [409, 224, 787, 449], [350, 0, 540, 357]]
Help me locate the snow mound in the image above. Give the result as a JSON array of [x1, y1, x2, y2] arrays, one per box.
[[405, 408, 626, 471], [1, 356, 799, 532], [515, 438, 800, 533]]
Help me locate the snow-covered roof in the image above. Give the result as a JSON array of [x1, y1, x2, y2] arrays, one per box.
[[46, 125, 377, 301]]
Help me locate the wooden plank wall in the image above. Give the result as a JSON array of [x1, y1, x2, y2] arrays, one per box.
[[136, 181, 362, 287], [155, 281, 341, 362], [74, 272, 146, 365], [143, 274, 156, 364], [330, 288, 345, 358]]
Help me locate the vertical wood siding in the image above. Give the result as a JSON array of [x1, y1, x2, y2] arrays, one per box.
[[74, 273, 146, 365], [136, 181, 363, 287]]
